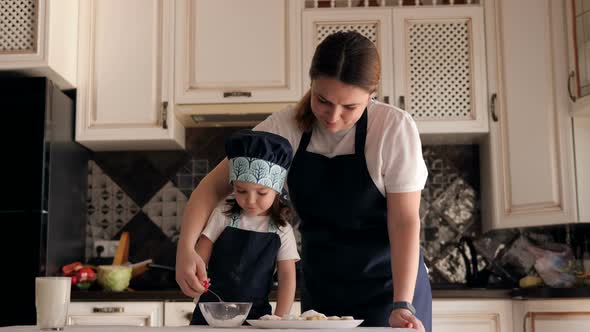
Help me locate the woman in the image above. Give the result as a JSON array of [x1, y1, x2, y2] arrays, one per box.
[[176, 31, 431, 331]]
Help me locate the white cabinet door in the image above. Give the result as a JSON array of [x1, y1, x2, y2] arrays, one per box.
[[175, 0, 302, 105], [392, 6, 488, 134], [433, 300, 513, 332], [513, 300, 590, 332], [481, 0, 577, 230], [573, 117, 590, 223], [301, 8, 393, 104], [76, 0, 185, 151], [164, 301, 195, 326], [565, 0, 590, 116], [0, 0, 78, 88], [68, 302, 163, 327]]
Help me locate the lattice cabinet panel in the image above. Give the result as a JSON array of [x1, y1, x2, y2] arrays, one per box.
[[406, 20, 472, 120], [315, 23, 378, 45], [0, 0, 38, 53], [302, 9, 393, 102], [393, 6, 488, 133]]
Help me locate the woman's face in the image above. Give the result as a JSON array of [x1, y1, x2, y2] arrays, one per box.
[[310, 77, 372, 133], [233, 180, 277, 217]]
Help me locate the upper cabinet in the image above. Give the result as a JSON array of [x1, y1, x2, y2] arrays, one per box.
[[76, 0, 184, 151], [481, 0, 578, 230], [392, 6, 488, 134], [302, 2, 488, 135], [0, 0, 78, 89], [174, 0, 303, 106], [566, 0, 590, 116], [302, 8, 393, 104]]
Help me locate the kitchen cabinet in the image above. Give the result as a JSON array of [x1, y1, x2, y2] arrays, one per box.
[[174, 0, 302, 106], [432, 299, 513, 332], [565, 0, 590, 116], [513, 299, 590, 332], [302, 8, 393, 105], [573, 117, 590, 223], [75, 0, 185, 151], [0, 0, 78, 89], [68, 302, 163, 327], [481, 0, 578, 230], [302, 4, 488, 135], [163, 301, 195, 327]]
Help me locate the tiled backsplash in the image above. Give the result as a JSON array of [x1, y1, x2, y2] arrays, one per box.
[[86, 127, 589, 289]]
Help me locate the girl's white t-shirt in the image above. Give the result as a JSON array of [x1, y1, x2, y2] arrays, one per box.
[[202, 203, 300, 262], [254, 100, 428, 195]]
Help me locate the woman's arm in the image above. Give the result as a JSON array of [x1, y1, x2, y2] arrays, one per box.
[[195, 235, 214, 266], [387, 191, 425, 331], [176, 158, 232, 298], [274, 259, 297, 317]]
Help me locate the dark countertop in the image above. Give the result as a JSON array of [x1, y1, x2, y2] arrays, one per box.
[[71, 288, 515, 302], [70, 287, 590, 302]]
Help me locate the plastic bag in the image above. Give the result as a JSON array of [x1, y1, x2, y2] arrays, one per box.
[[525, 240, 576, 288]]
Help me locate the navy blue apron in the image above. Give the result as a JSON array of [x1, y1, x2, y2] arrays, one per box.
[[191, 214, 281, 325], [287, 109, 432, 330]]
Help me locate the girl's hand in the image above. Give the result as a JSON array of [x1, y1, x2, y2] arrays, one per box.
[[388, 308, 425, 332], [175, 247, 208, 298]]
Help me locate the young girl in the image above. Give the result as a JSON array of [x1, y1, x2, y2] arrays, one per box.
[[190, 129, 299, 325]]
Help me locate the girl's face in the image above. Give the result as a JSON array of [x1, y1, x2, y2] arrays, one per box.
[[310, 77, 372, 133], [233, 181, 278, 217]]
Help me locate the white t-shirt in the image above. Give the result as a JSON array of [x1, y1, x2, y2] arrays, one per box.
[[202, 203, 300, 262], [254, 100, 428, 195]]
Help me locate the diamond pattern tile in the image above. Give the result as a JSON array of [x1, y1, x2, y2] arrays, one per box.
[[93, 151, 189, 206], [172, 158, 210, 198], [421, 210, 459, 262], [142, 181, 188, 242], [86, 161, 140, 258], [431, 178, 477, 234]]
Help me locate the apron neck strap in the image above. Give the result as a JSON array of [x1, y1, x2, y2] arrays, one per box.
[[228, 212, 279, 233]]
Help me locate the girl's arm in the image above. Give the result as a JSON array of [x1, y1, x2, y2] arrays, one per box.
[[176, 158, 232, 298], [274, 259, 297, 317], [387, 191, 425, 331]]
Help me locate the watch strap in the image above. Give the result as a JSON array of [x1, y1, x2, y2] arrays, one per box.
[[393, 301, 416, 315]]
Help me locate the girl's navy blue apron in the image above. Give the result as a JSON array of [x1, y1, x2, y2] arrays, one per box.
[[287, 109, 432, 330], [191, 214, 281, 325]]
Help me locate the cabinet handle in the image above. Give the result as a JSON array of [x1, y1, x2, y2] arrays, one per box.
[[523, 312, 531, 332], [184, 312, 193, 321], [398, 95, 405, 110], [223, 91, 252, 98], [93, 306, 125, 313], [490, 93, 498, 122], [383, 96, 390, 104], [162, 101, 168, 129], [568, 70, 577, 102]]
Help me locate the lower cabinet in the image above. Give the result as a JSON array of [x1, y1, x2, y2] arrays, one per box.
[[433, 300, 513, 332], [68, 302, 163, 327], [69, 298, 590, 330], [163, 301, 195, 327], [513, 300, 590, 332]]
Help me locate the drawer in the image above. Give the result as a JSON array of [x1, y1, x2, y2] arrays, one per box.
[[68, 302, 163, 327]]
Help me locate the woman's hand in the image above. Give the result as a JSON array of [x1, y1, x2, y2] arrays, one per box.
[[175, 246, 208, 298], [388, 308, 425, 332]]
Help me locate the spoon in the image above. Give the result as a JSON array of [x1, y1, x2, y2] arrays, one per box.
[[194, 280, 224, 303]]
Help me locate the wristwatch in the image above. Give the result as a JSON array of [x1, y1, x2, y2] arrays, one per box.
[[393, 301, 416, 315]]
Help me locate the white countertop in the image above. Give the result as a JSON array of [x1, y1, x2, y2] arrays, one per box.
[[1, 327, 412, 332]]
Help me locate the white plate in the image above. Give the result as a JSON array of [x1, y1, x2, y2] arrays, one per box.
[[247, 319, 364, 329]]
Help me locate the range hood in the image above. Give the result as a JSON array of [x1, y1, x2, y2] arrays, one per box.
[[175, 102, 294, 127]]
